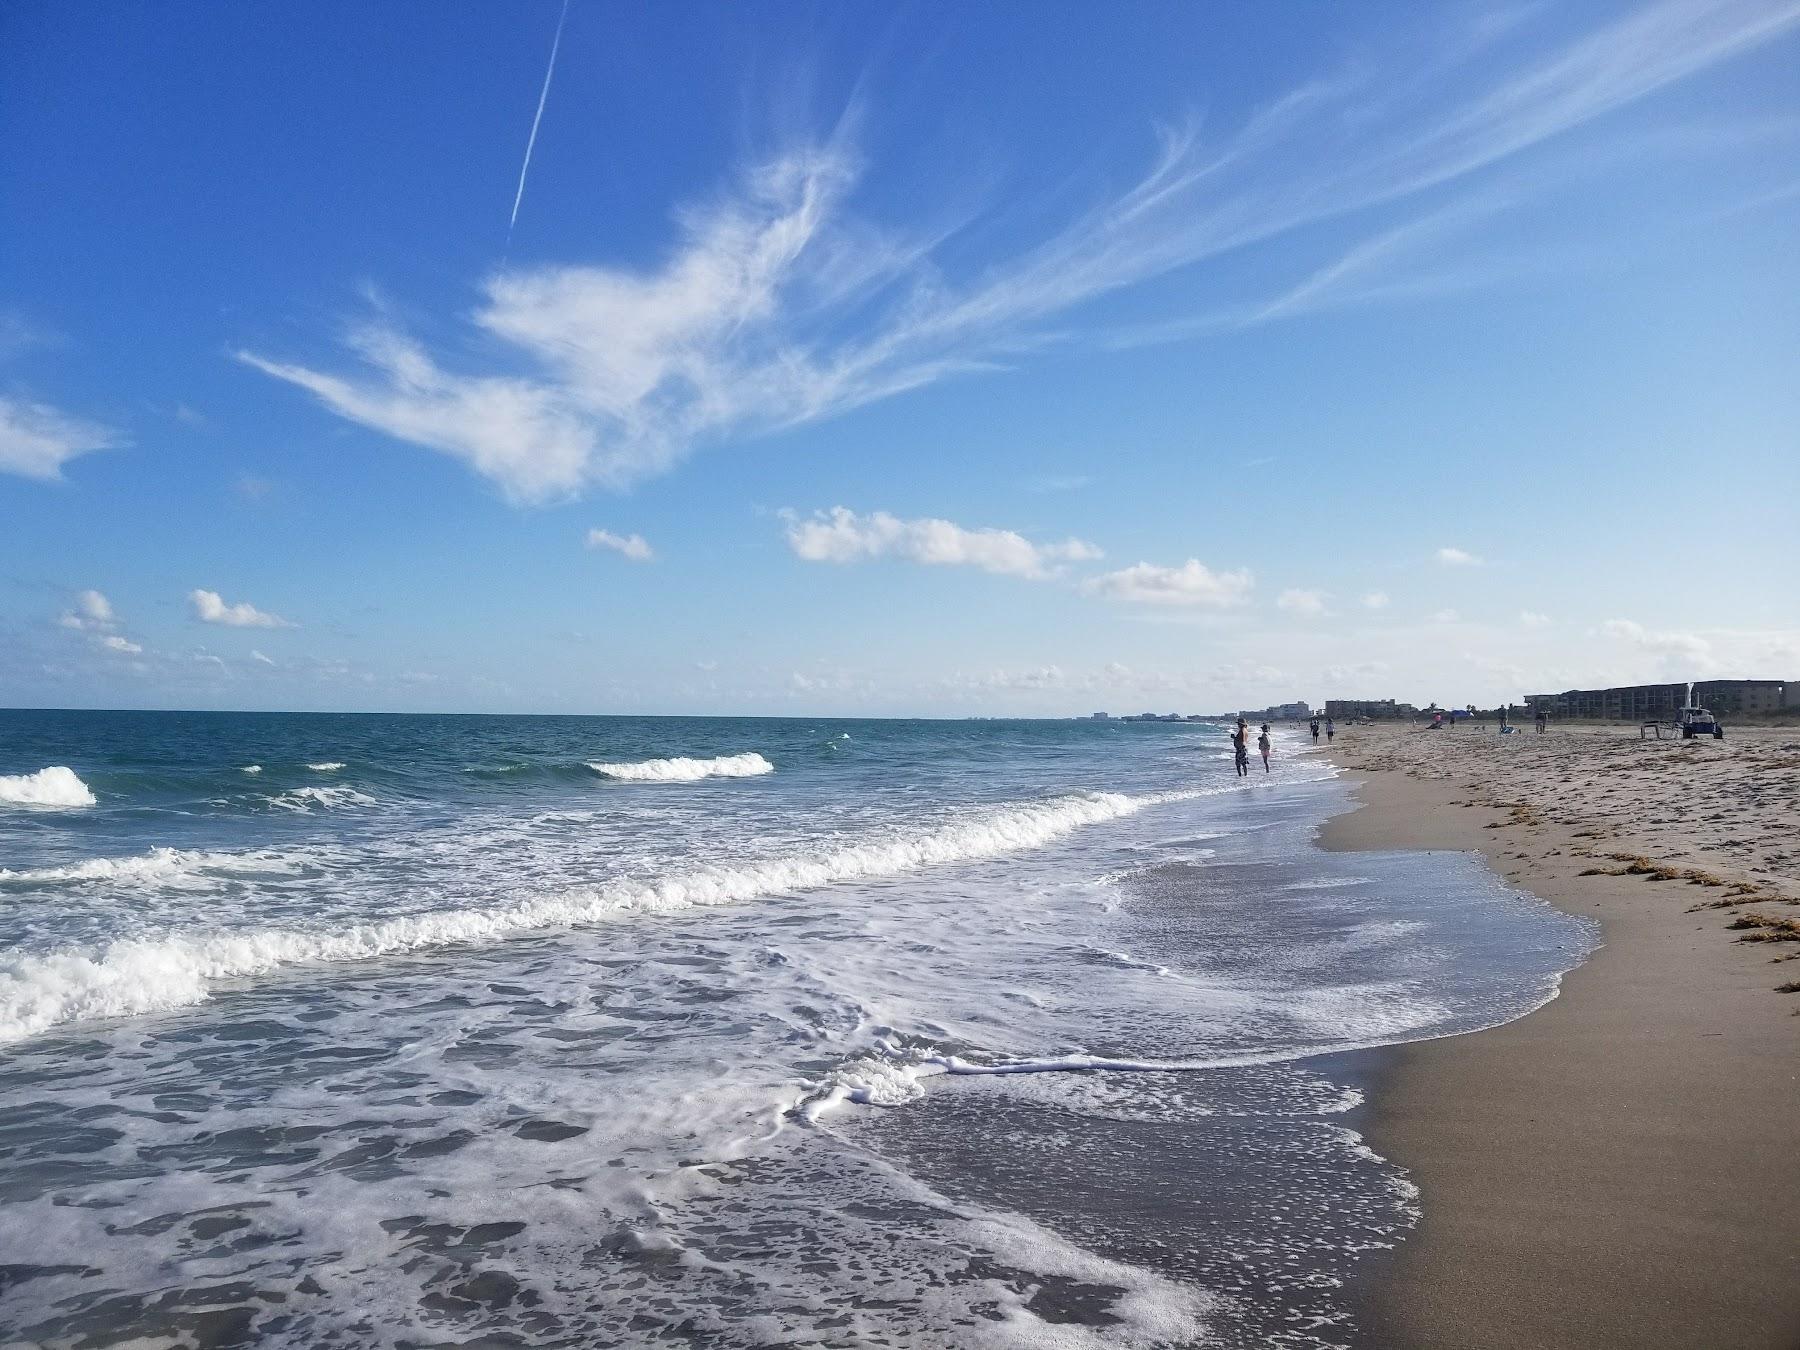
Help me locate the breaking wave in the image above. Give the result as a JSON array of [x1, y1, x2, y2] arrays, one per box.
[[0, 767, 96, 809], [265, 786, 376, 811], [588, 752, 774, 782], [0, 846, 301, 889], [0, 786, 1209, 1042], [307, 762, 345, 772]]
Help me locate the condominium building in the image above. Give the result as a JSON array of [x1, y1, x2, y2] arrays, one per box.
[[1525, 679, 1791, 720], [1239, 701, 1312, 721], [1692, 680, 1790, 715], [1323, 699, 1416, 719]]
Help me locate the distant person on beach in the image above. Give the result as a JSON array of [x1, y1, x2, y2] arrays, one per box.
[[1310, 718, 1320, 742], [1325, 717, 1335, 741], [1535, 706, 1548, 733], [1258, 724, 1272, 773], [1231, 721, 1250, 777]]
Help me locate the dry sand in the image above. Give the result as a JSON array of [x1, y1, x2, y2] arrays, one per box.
[[1321, 721, 1800, 1349]]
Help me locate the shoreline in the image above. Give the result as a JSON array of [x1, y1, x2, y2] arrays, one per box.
[[1319, 726, 1800, 1349]]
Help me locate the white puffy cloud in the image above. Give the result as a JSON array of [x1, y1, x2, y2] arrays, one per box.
[[54, 589, 151, 658], [1519, 610, 1552, 627], [1082, 559, 1253, 608], [0, 396, 122, 481], [585, 528, 654, 561], [1277, 588, 1328, 616], [1435, 546, 1481, 566], [1429, 608, 1461, 623], [189, 589, 294, 629], [785, 507, 1101, 580], [59, 589, 116, 631], [76, 589, 114, 623], [1361, 591, 1391, 610]]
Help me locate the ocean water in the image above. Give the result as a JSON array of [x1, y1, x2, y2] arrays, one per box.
[[0, 711, 1594, 1348]]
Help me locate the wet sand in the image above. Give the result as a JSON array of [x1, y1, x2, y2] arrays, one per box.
[[1322, 722, 1800, 1349]]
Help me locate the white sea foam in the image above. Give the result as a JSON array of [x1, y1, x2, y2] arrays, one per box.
[[1282, 876, 1372, 892], [587, 752, 774, 782], [306, 762, 345, 772], [265, 785, 375, 811], [0, 785, 1207, 1042], [0, 846, 301, 889], [0, 766, 96, 808], [804, 1048, 1276, 1119], [241, 764, 263, 775]]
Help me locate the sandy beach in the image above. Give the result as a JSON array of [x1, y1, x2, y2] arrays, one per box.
[[1322, 721, 1800, 1349]]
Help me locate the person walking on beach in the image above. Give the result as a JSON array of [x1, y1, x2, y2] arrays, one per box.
[[1258, 724, 1272, 773], [1325, 716, 1335, 742], [1310, 717, 1320, 742], [1231, 720, 1251, 777]]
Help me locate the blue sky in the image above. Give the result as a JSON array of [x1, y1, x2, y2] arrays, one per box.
[[2, 0, 1797, 715]]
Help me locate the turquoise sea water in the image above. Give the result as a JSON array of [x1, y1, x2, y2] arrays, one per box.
[[0, 711, 1592, 1347]]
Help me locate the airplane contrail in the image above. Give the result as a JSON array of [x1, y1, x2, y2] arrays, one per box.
[[508, 0, 571, 243]]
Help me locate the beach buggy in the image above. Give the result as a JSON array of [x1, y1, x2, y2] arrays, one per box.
[[1678, 705, 1725, 739]]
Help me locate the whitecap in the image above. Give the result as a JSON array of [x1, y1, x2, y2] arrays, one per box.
[[587, 752, 773, 782], [265, 785, 376, 811], [0, 767, 96, 808], [307, 762, 345, 772]]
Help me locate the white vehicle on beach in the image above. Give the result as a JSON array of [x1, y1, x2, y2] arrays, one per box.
[[1678, 706, 1724, 739]]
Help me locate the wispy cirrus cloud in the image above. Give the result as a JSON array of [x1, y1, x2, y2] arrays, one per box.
[[0, 311, 58, 362], [1597, 616, 1714, 670], [1027, 474, 1093, 494], [240, 0, 1800, 500], [785, 507, 1100, 580], [0, 396, 123, 481]]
